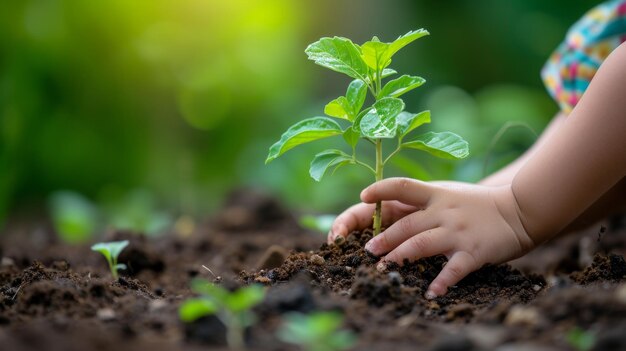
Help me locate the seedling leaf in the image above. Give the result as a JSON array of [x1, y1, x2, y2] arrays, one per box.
[[179, 298, 218, 322], [361, 39, 390, 70], [342, 127, 360, 148], [91, 240, 129, 279], [359, 97, 404, 138], [299, 214, 337, 232], [345, 79, 367, 116], [379, 75, 425, 98], [380, 68, 397, 78], [278, 311, 356, 351], [310, 149, 353, 182], [191, 279, 229, 301], [266, 117, 343, 163], [225, 285, 266, 313], [305, 37, 368, 79], [324, 97, 352, 121], [387, 29, 430, 59], [396, 110, 431, 138], [402, 131, 469, 159]]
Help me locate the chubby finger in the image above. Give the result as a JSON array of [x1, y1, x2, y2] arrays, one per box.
[[364, 208, 438, 255], [328, 201, 416, 243], [361, 177, 434, 207], [381, 228, 452, 265], [425, 251, 478, 299], [328, 203, 374, 243]]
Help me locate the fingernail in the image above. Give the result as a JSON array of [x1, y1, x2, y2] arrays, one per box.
[[364, 239, 376, 254], [376, 261, 386, 272], [425, 290, 437, 300]]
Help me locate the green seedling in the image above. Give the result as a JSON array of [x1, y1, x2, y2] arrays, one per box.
[[49, 191, 98, 244], [266, 29, 469, 236], [299, 214, 337, 233], [566, 327, 595, 351], [179, 280, 265, 350], [277, 311, 356, 351], [91, 240, 129, 280]]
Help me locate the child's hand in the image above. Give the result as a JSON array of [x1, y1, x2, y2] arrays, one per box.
[[329, 178, 535, 299]]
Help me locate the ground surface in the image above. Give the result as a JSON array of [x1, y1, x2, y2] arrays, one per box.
[[1, 190, 625, 351]]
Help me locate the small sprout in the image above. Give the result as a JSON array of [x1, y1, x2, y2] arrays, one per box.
[[277, 311, 356, 351], [91, 240, 129, 280], [179, 280, 265, 350], [299, 214, 337, 233], [566, 327, 595, 351], [49, 191, 98, 244]]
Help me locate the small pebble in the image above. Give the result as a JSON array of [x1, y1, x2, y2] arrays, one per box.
[[149, 299, 167, 312], [396, 314, 417, 328], [1, 257, 14, 267], [254, 276, 271, 284], [97, 308, 116, 321], [428, 301, 441, 310], [387, 271, 403, 285], [615, 284, 626, 304], [532, 284, 542, 292], [504, 305, 541, 326], [309, 254, 325, 266]]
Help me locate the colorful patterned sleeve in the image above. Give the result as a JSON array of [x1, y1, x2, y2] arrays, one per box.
[[541, 0, 626, 113]]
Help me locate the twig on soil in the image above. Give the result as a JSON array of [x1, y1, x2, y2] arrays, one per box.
[[11, 284, 22, 300], [202, 265, 219, 279]]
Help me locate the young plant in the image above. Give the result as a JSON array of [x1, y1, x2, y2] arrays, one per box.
[[277, 311, 356, 351], [566, 327, 595, 351], [266, 29, 469, 236], [179, 279, 265, 350], [91, 240, 129, 280]]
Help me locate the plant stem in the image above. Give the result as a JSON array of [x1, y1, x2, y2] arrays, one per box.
[[110, 259, 118, 280], [225, 314, 245, 351], [373, 138, 383, 236]]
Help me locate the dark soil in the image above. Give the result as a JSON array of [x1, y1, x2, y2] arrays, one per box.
[[1, 190, 626, 351]]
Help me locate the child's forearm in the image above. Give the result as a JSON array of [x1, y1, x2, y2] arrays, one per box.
[[512, 43, 626, 244], [480, 113, 567, 187]]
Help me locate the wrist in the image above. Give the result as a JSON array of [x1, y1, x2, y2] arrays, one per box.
[[491, 185, 536, 254]]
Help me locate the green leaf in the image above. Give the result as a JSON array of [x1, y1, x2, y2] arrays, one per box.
[[360, 29, 429, 71], [342, 127, 360, 148], [305, 37, 368, 79], [324, 80, 366, 121], [397, 110, 431, 138], [91, 240, 129, 263], [360, 37, 390, 70], [179, 298, 217, 322], [309, 149, 353, 181], [191, 279, 229, 302], [324, 97, 352, 121], [359, 98, 404, 138], [365, 68, 397, 85], [345, 79, 367, 115], [379, 75, 425, 98], [225, 285, 265, 313], [299, 214, 337, 233], [402, 131, 469, 159], [387, 29, 430, 58], [381, 68, 397, 79], [266, 117, 343, 163], [114, 263, 127, 271]]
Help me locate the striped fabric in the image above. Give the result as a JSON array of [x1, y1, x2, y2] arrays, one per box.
[[541, 0, 626, 113]]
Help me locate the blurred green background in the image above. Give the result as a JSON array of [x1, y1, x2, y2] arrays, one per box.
[[0, 0, 596, 236]]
